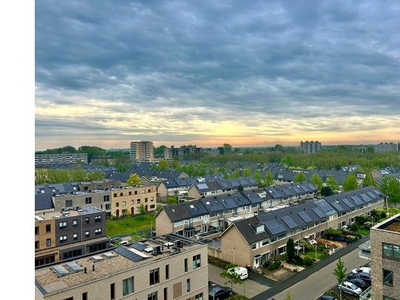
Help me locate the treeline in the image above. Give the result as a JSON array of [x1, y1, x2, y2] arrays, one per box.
[[35, 167, 105, 185]]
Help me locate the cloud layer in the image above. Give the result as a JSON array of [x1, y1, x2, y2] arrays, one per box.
[[35, 0, 400, 150]]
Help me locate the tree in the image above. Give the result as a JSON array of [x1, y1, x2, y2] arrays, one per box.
[[253, 169, 262, 186], [381, 176, 400, 208], [157, 159, 169, 170], [310, 173, 324, 191], [343, 173, 359, 191], [264, 170, 275, 187], [126, 173, 141, 186], [362, 172, 376, 188], [321, 186, 333, 197], [326, 175, 339, 193], [231, 169, 240, 178], [286, 239, 295, 263], [294, 172, 307, 183], [242, 167, 252, 177], [333, 258, 347, 285]]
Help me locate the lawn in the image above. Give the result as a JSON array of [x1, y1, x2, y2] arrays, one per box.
[[106, 213, 155, 237]]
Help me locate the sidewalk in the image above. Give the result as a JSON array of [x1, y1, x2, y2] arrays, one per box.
[[250, 235, 370, 300]]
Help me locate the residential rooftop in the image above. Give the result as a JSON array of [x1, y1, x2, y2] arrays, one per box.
[[374, 213, 400, 233], [35, 234, 204, 295], [35, 206, 104, 222]]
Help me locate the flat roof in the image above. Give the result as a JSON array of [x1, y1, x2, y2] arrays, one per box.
[[373, 213, 400, 233], [35, 206, 104, 222], [35, 235, 205, 295]]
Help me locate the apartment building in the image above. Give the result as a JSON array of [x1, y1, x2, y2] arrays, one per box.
[[375, 142, 399, 152], [35, 234, 208, 300], [35, 207, 109, 267], [215, 186, 385, 268], [300, 140, 322, 154], [111, 185, 157, 217], [130, 141, 154, 163], [35, 153, 88, 165], [370, 213, 400, 300]]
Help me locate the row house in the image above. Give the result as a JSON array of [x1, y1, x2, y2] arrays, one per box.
[[155, 182, 317, 238], [157, 177, 199, 202], [111, 185, 157, 217], [35, 206, 109, 267], [264, 181, 317, 207], [216, 186, 386, 269]]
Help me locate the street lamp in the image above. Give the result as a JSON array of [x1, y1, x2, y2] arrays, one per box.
[[211, 283, 216, 300]]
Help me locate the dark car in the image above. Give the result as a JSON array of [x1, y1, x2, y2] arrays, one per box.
[[208, 281, 233, 300], [320, 295, 337, 300], [347, 278, 370, 290], [347, 271, 371, 283]]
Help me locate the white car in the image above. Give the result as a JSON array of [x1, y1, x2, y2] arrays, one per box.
[[351, 266, 371, 274], [227, 266, 248, 280], [309, 239, 317, 245], [338, 281, 363, 296]]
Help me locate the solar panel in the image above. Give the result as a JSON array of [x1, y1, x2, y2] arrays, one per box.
[[197, 183, 208, 190], [315, 200, 333, 213], [114, 247, 144, 262], [360, 194, 372, 202], [367, 192, 377, 199], [265, 219, 286, 235], [298, 211, 312, 223], [331, 201, 344, 212], [342, 198, 355, 208], [351, 196, 364, 206], [53, 265, 69, 277], [312, 207, 326, 219], [66, 261, 83, 272], [131, 242, 148, 251], [281, 215, 298, 229]]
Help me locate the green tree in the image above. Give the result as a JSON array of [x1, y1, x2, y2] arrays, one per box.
[[139, 204, 146, 215], [264, 170, 275, 187], [310, 173, 324, 191], [281, 155, 294, 167], [321, 186, 333, 197], [326, 175, 339, 193], [242, 167, 252, 177], [253, 169, 262, 186], [343, 173, 358, 191], [223, 143, 233, 154], [381, 176, 400, 208], [157, 159, 170, 170], [362, 172, 376, 188], [231, 169, 240, 179], [220, 263, 244, 293], [294, 172, 307, 183], [126, 173, 141, 186], [286, 238, 295, 263], [333, 258, 347, 285]]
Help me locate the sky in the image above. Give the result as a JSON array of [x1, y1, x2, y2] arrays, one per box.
[[35, 0, 400, 151]]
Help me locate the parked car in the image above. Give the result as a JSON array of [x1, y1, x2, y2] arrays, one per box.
[[338, 281, 363, 296], [347, 271, 371, 283], [351, 266, 371, 274], [319, 295, 337, 300], [208, 281, 232, 300], [346, 278, 370, 290], [227, 266, 248, 280]]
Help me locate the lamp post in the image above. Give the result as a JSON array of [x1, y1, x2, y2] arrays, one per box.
[[315, 245, 317, 261], [212, 283, 216, 300]]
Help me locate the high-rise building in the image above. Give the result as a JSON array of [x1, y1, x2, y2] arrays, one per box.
[[375, 142, 399, 152], [370, 213, 400, 299], [300, 141, 321, 154], [130, 141, 154, 163]]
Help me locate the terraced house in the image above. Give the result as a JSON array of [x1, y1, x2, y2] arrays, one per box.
[[216, 186, 386, 269]]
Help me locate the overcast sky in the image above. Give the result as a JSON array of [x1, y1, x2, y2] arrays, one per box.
[[35, 0, 400, 151]]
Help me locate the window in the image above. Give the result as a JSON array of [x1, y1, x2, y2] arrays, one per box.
[[193, 254, 201, 269], [82, 292, 87, 300], [149, 268, 160, 285], [59, 235, 67, 243], [73, 233, 78, 240], [35, 241, 40, 249], [95, 215, 102, 223], [114, 193, 117, 197], [65, 199, 73, 207], [46, 224, 51, 232], [151, 197, 154, 201], [110, 283, 115, 300], [163, 287, 167, 300], [145, 198, 148, 202], [120, 192, 123, 196], [165, 264, 169, 280], [59, 221, 67, 229], [122, 276, 134, 296], [85, 218, 89, 224], [383, 243, 400, 260], [46, 238, 51, 247], [184, 258, 188, 272], [85, 197, 92, 204], [195, 292, 203, 300], [383, 269, 393, 286], [129, 191, 132, 195], [137, 199, 141, 204], [35, 227, 39, 235], [116, 202, 119, 207], [131, 200, 134, 205], [186, 278, 190, 292], [95, 228, 102, 235], [103, 195, 110, 202], [72, 220, 78, 226], [85, 231, 90, 237], [147, 292, 158, 300], [135, 191, 138, 194]]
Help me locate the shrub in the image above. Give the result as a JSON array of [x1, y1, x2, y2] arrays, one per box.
[[350, 222, 359, 232], [303, 255, 313, 266], [267, 258, 282, 271]]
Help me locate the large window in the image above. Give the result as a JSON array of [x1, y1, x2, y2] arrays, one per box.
[[184, 258, 188, 272], [149, 268, 160, 285], [122, 276, 134, 296], [382, 243, 400, 260], [193, 254, 201, 269], [147, 292, 157, 300], [165, 264, 169, 280], [195, 293, 203, 300], [383, 269, 393, 286], [186, 278, 190, 292]]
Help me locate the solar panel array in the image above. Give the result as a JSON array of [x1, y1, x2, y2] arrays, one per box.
[[131, 242, 147, 251], [312, 207, 326, 219], [343, 198, 355, 208], [297, 211, 312, 223], [360, 194, 372, 203], [351, 196, 364, 206], [315, 200, 336, 215], [331, 201, 344, 212], [265, 219, 286, 235], [281, 215, 298, 229], [114, 247, 144, 262], [197, 183, 208, 190]]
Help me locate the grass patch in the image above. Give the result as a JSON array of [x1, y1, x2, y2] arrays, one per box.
[[106, 214, 155, 237]]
